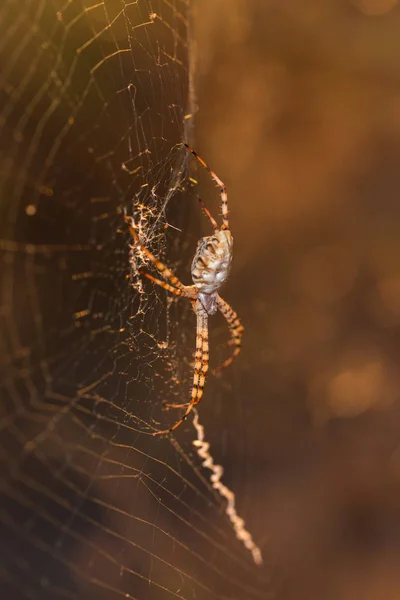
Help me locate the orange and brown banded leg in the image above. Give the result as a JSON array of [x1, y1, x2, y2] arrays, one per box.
[[124, 214, 185, 291], [138, 270, 184, 297], [154, 299, 209, 435], [184, 144, 229, 231], [215, 295, 244, 373], [163, 402, 190, 410], [197, 198, 219, 232]]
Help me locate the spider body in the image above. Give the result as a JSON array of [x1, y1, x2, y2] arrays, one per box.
[[125, 144, 243, 435], [191, 230, 233, 301]]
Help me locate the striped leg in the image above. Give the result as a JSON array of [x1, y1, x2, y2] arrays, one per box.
[[138, 270, 184, 297], [184, 144, 229, 231], [124, 214, 185, 291], [154, 299, 209, 435], [215, 295, 244, 372], [197, 197, 219, 232]]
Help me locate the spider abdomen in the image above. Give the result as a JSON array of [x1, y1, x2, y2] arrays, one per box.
[[191, 230, 233, 295]]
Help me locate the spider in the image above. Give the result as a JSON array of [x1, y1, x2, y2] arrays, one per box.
[[125, 144, 244, 436]]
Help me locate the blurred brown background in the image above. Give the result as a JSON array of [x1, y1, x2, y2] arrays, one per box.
[[2, 1, 400, 598], [191, 1, 400, 598]]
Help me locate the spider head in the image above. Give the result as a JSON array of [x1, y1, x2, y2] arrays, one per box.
[[191, 230, 233, 303]]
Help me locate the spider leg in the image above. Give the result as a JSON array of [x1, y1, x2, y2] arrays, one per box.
[[215, 295, 244, 373], [185, 144, 229, 231], [138, 270, 184, 297], [163, 402, 190, 410], [197, 198, 219, 232], [154, 300, 209, 435], [124, 214, 185, 290]]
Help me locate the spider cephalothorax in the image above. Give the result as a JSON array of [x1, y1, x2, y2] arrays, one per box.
[[125, 144, 243, 435]]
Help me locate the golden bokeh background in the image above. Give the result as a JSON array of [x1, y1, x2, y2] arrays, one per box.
[[192, 1, 400, 598]]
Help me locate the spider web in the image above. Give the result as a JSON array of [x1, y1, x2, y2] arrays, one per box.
[[0, 1, 268, 598]]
